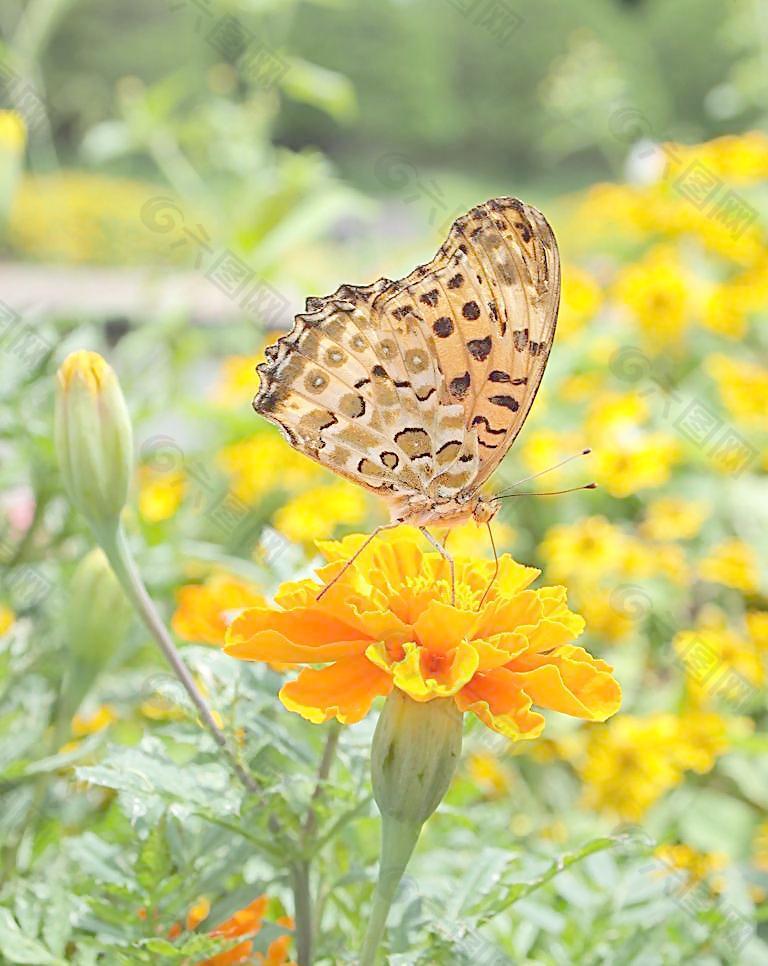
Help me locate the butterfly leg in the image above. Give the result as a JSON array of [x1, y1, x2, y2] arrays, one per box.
[[478, 521, 499, 610], [316, 524, 397, 601], [419, 526, 455, 606]]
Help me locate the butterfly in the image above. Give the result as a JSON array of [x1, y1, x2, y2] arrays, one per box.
[[254, 197, 581, 601]]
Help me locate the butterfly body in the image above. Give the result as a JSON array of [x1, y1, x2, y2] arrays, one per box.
[[254, 197, 560, 527]]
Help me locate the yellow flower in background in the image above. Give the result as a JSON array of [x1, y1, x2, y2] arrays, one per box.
[[699, 539, 760, 594], [640, 497, 709, 542], [520, 429, 584, 476], [755, 822, 768, 872], [577, 595, 635, 644], [273, 482, 368, 545], [580, 714, 682, 820], [558, 266, 603, 338], [593, 433, 680, 498], [580, 711, 728, 820], [213, 354, 263, 407], [0, 604, 14, 637], [540, 516, 629, 585], [665, 131, 768, 184], [218, 434, 325, 503], [706, 353, 768, 428], [587, 391, 649, 437], [655, 844, 728, 894], [614, 245, 694, 347], [570, 182, 648, 249], [9, 171, 192, 265], [172, 573, 266, 646], [137, 467, 185, 522], [674, 623, 765, 692], [467, 753, 513, 797], [620, 539, 688, 584], [212, 345, 280, 408], [674, 710, 732, 773], [0, 110, 26, 150], [225, 529, 621, 738], [0, 110, 26, 232], [746, 611, 768, 652], [71, 704, 118, 738], [702, 282, 749, 340]]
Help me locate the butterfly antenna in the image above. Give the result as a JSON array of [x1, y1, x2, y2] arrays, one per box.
[[494, 449, 591, 497], [495, 482, 597, 500]]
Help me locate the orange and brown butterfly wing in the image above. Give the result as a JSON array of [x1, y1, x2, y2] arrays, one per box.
[[383, 197, 560, 490], [253, 197, 559, 514]]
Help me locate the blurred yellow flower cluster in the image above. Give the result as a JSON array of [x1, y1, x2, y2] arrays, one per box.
[[706, 353, 768, 429], [541, 515, 686, 592], [698, 539, 760, 594], [0, 604, 15, 637], [654, 843, 728, 895], [674, 610, 767, 696], [579, 711, 729, 820], [9, 172, 190, 265]]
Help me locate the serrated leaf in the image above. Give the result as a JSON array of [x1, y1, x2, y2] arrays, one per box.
[[135, 817, 173, 891], [76, 737, 240, 819], [41, 888, 72, 957], [0, 908, 66, 965], [474, 837, 620, 925]]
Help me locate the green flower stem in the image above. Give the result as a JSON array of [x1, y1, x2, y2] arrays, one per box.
[[99, 522, 261, 796], [360, 816, 421, 965], [291, 859, 313, 966]]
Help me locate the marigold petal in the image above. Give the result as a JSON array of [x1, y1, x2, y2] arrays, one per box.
[[412, 600, 479, 654], [456, 669, 545, 739], [279, 656, 391, 724], [506, 645, 622, 721], [492, 557, 541, 597], [473, 591, 541, 640], [273, 578, 322, 610], [367, 640, 479, 701], [474, 633, 528, 670], [226, 607, 369, 662], [311, 582, 412, 642], [211, 896, 267, 938], [225, 629, 368, 663]]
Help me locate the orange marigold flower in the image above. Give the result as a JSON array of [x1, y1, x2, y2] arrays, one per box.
[[199, 897, 294, 966], [172, 574, 267, 646], [225, 530, 622, 740]]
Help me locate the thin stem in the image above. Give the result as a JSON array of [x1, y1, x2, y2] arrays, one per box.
[[291, 721, 342, 964], [302, 721, 341, 842], [101, 522, 261, 796], [360, 817, 421, 966], [291, 860, 313, 966]]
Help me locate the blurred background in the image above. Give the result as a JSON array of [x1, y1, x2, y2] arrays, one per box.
[[1, 0, 767, 962]]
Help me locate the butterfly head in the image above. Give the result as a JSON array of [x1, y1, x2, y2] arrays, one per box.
[[472, 495, 500, 525]]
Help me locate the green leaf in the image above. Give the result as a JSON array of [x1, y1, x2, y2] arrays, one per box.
[[0, 908, 67, 966], [76, 737, 240, 819], [280, 57, 357, 122], [474, 837, 621, 925], [135, 817, 174, 891], [41, 888, 72, 958]]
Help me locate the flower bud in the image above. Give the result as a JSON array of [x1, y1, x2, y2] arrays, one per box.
[[59, 549, 131, 722], [55, 350, 133, 536], [66, 548, 131, 667], [362, 691, 464, 963], [371, 689, 463, 828]]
